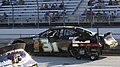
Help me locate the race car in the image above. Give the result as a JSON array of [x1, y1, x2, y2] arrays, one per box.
[[10, 26, 118, 60], [0, 43, 38, 67]]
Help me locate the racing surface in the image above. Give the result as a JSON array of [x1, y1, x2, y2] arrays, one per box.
[[32, 56, 120, 67]]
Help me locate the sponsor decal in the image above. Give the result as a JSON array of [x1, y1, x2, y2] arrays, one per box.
[[0, 60, 13, 67], [72, 44, 79, 47], [33, 37, 40, 52], [41, 38, 59, 52], [73, 40, 90, 43]]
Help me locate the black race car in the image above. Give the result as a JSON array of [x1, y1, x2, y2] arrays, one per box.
[[10, 26, 118, 60]]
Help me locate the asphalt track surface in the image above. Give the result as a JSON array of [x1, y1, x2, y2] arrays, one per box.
[[32, 56, 120, 67]]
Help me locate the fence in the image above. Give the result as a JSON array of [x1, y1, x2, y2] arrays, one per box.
[[1, 0, 120, 28], [1, 14, 119, 27]]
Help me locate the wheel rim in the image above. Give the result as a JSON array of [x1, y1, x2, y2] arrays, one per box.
[[76, 56, 81, 59], [91, 56, 95, 60]]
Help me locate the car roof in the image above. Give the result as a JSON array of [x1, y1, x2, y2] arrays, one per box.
[[50, 26, 97, 35], [50, 26, 74, 29], [50, 26, 91, 32], [50, 26, 82, 29]]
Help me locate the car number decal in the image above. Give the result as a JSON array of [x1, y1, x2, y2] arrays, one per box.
[[33, 38, 59, 52], [41, 38, 59, 52], [33, 37, 40, 52]]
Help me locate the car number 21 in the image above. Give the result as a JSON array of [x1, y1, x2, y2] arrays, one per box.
[[33, 38, 59, 52]]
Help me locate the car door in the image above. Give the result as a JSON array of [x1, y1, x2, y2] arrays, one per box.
[[34, 29, 60, 53], [56, 28, 79, 52]]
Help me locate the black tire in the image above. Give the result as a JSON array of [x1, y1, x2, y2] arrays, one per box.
[[75, 54, 82, 60], [68, 45, 81, 60], [90, 54, 99, 61]]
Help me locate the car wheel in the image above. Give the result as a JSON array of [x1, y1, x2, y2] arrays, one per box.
[[68, 45, 81, 60], [90, 54, 99, 61], [75, 54, 82, 60]]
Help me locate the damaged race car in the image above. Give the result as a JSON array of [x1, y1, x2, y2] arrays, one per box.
[[0, 43, 38, 67], [11, 26, 118, 60]]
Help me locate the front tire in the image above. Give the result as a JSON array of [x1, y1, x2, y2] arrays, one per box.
[[90, 54, 99, 61], [75, 54, 82, 60], [68, 45, 81, 60]]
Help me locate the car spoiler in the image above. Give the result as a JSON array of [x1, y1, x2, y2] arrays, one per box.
[[104, 32, 118, 48]]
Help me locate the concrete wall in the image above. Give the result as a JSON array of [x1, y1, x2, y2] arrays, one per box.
[[0, 28, 120, 39], [0, 29, 47, 39], [0, 28, 120, 47]]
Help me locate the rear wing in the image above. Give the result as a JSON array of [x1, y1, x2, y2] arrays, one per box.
[[104, 32, 118, 48]]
